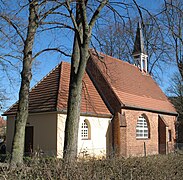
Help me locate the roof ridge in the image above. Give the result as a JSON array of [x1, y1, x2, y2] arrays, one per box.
[[56, 62, 63, 110], [90, 49, 146, 72], [103, 53, 145, 71]]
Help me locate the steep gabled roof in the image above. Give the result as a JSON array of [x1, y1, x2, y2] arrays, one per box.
[[89, 51, 177, 115], [4, 64, 61, 115], [57, 62, 110, 115], [3, 62, 110, 116]]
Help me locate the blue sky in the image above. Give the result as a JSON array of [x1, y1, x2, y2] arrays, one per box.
[[0, 0, 179, 116]]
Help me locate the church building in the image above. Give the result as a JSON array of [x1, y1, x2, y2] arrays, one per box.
[[3, 23, 177, 157]]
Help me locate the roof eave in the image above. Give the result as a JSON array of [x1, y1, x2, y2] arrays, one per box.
[[121, 104, 178, 116], [3, 110, 112, 119], [2, 109, 57, 116], [57, 109, 112, 118]]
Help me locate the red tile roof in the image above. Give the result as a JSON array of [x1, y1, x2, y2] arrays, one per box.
[[3, 62, 110, 116], [4, 51, 177, 116], [57, 62, 110, 115], [89, 51, 177, 115]]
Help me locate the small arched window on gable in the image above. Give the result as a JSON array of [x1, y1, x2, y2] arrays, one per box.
[[136, 116, 149, 139], [81, 119, 91, 140]]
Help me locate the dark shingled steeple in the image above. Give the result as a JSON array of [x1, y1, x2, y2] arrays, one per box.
[[132, 22, 147, 55], [132, 22, 148, 72]]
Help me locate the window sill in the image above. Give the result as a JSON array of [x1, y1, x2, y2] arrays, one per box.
[[136, 138, 149, 140], [81, 138, 91, 140]]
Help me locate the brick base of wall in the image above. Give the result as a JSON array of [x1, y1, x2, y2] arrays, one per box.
[[111, 109, 176, 157]]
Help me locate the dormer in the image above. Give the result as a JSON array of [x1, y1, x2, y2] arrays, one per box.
[[132, 22, 148, 73]]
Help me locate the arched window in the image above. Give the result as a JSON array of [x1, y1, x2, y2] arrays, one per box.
[[136, 116, 149, 139], [81, 119, 91, 140]]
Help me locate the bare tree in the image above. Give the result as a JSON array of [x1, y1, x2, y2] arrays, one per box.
[[95, 15, 172, 82], [0, 63, 8, 111], [161, 0, 183, 79], [167, 73, 183, 146], [0, 88, 7, 112], [63, 0, 165, 162], [10, 0, 39, 166], [1, 0, 127, 164], [2, 0, 180, 165], [0, 0, 68, 165], [168, 73, 183, 114], [63, 0, 108, 162], [95, 22, 134, 63]]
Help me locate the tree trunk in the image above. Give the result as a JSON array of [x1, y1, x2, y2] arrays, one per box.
[[63, 1, 82, 161], [178, 62, 183, 80], [63, 72, 82, 161], [10, 0, 38, 166], [63, 5, 90, 159], [63, 44, 90, 161], [63, 0, 107, 162]]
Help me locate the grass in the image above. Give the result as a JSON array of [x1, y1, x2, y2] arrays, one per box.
[[0, 153, 183, 179]]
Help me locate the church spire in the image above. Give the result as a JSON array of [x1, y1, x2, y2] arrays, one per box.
[[132, 22, 148, 72]]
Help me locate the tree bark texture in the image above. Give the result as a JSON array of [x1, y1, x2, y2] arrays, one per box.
[[63, 2, 85, 161], [10, 0, 38, 166], [63, 0, 108, 162]]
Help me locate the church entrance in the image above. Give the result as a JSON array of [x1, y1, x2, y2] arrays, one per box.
[[24, 126, 34, 155]]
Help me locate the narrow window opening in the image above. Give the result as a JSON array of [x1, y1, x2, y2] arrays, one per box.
[[142, 59, 146, 71], [81, 120, 91, 140], [168, 130, 172, 142]]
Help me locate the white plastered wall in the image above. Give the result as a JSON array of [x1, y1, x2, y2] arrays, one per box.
[[6, 113, 111, 158], [27, 113, 57, 156], [6, 113, 57, 156], [57, 114, 111, 158]]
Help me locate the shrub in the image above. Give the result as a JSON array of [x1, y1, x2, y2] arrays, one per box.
[[0, 153, 182, 179]]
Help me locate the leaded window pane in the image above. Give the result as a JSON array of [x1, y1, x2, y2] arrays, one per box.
[[136, 116, 149, 139], [81, 121, 89, 139]]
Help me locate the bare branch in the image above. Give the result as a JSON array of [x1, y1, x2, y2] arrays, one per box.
[[106, 3, 130, 21], [45, 11, 71, 18], [37, 26, 73, 33], [40, 21, 75, 30], [39, 2, 66, 23], [65, 0, 79, 32], [89, 0, 108, 29], [33, 48, 71, 59], [0, 15, 25, 43], [132, 0, 144, 25], [80, 0, 88, 32], [0, 56, 20, 69]]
